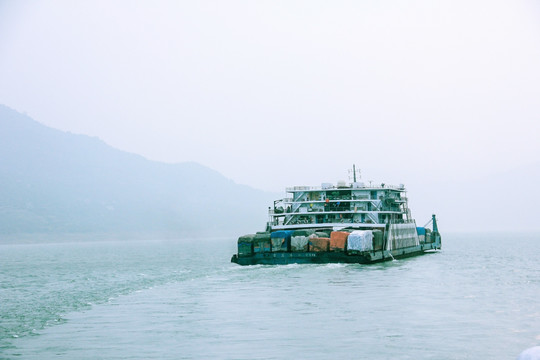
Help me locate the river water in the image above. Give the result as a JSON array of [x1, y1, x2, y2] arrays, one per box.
[[1, 232, 539, 359]]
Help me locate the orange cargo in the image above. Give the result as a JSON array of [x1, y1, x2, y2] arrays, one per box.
[[330, 231, 349, 251], [309, 237, 329, 252]]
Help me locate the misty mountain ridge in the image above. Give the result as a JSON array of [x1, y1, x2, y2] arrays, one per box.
[[0, 104, 277, 238], [1, 104, 539, 237]]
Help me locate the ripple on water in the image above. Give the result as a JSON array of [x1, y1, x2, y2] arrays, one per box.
[[2, 234, 540, 360]]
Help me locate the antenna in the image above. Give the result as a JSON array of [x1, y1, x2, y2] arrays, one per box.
[[348, 164, 361, 182]]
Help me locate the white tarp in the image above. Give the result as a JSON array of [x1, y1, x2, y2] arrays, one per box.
[[291, 235, 309, 251], [386, 223, 420, 250], [347, 230, 373, 251]]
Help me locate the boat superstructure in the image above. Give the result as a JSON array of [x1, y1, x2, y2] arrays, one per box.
[[270, 182, 411, 228], [231, 168, 441, 265]]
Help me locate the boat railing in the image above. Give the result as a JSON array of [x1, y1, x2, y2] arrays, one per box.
[[286, 184, 405, 192], [279, 196, 403, 203], [389, 219, 416, 225]]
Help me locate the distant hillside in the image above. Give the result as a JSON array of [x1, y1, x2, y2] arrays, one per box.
[[0, 105, 278, 238]]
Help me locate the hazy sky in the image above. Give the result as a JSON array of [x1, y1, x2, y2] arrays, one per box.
[[1, 0, 539, 193]]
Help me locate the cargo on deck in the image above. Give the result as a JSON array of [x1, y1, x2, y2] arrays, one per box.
[[291, 236, 309, 252], [308, 237, 330, 252], [372, 230, 384, 250], [237, 234, 255, 257], [347, 230, 373, 252], [329, 231, 349, 252], [253, 233, 271, 253], [270, 230, 292, 252]]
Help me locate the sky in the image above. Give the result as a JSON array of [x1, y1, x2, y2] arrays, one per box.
[[1, 0, 540, 226]]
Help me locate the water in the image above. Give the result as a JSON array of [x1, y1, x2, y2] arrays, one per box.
[[1, 233, 539, 359]]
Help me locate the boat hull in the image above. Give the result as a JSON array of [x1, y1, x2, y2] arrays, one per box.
[[231, 243, 439, 266]]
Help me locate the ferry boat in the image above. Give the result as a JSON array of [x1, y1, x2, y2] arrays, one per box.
[[231, 167, 441, 265]]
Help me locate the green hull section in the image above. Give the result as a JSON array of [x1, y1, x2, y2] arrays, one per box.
[[231, 243, 440, 266]]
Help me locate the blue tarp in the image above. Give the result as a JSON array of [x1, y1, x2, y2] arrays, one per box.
[[271, 230, 293, 239], [416, 227, 426, 236], [271, 230, 293, 252]]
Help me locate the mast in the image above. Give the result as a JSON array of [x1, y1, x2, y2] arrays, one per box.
[[432, 214, 439, 233], [349, 164, 360, 183]]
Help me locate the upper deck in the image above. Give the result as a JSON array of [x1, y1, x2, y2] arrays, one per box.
[[285, 182, 406, 193], [268, 180, 413, 230]]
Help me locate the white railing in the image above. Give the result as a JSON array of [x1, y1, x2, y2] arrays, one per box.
[[286, 184, 406, 192], [269, 210, 403, 217], [277, 198, 402, 204]]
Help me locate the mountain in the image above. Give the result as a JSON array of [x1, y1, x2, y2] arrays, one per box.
[[0, 105, 278, 238]]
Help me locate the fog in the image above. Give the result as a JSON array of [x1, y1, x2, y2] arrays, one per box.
[[1, 1, 539, 231]]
